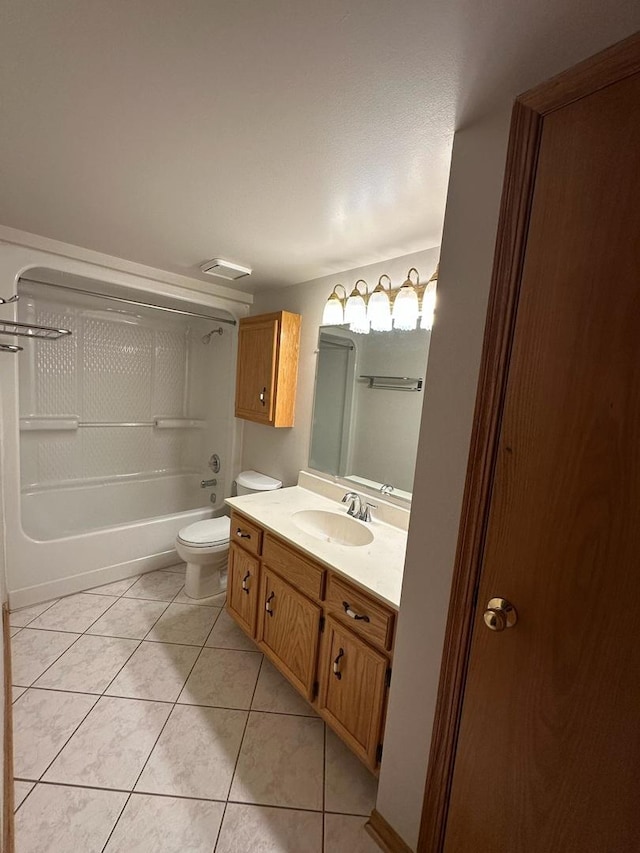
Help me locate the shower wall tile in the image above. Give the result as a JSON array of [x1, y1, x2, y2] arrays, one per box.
[[154, 329, 187, 417], [34, 307, 78, 417], [83, 317, 154, 422], [81, 428, 155, 479], [37, 434, 81, 484], [19, 291, 218, 489]]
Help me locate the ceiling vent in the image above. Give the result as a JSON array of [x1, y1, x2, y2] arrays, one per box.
[[200, 259, 252, 280]]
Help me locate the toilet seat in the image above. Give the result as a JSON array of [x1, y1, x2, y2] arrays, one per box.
[[177, 516, 230, 548]]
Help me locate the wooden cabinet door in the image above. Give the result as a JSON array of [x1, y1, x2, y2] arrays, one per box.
[[257, 568, 322, 700], [226, 542, 260, 637], [235, 316, 278, 424], [318, 616, 387, 769]]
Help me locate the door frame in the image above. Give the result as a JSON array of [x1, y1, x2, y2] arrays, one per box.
[[418, 31, 640, 853]]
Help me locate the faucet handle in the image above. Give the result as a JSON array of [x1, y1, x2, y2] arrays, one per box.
[[360, 502, 377, 523]]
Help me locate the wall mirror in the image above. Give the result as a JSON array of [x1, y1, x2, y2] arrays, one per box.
[[309, 325, 431, 500]]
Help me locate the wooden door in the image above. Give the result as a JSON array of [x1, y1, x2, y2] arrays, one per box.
[[423, 37, 640, 853], [226, 542, 260, 637], [235, 316, 278, 423], [318, 616, 387, 769], [257, 567, 322, 700]]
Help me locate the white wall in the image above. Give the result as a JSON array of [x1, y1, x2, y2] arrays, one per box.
[[375, 107, 512, 848], [241, 247, 440, 486]]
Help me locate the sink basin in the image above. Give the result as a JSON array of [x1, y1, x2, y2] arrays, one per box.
[[292, 509, 374, 547]]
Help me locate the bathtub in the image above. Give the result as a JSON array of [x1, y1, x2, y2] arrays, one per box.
[[9, 473, 215, 609]]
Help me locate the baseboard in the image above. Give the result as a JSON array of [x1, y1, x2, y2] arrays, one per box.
[[365, 809, 413, 853], [8, 549, 180, 610], [3, 603, 15, 853]]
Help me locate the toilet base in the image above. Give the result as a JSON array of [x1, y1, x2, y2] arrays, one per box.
[[184, 563, 228, 600]]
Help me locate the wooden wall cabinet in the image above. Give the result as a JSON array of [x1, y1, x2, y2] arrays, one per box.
[[226, 509, 395, 772], [235, 311, 301, 427]]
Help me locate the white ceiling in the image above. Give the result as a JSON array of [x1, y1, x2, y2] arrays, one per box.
[[1, 1, 638, 291]]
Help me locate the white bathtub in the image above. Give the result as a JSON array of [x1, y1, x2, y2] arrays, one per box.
[[22, 473, 208, 539], [9, 474, 215, 609]]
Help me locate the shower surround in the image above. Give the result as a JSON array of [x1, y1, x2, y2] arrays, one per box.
[[0, 244, 249, 609]]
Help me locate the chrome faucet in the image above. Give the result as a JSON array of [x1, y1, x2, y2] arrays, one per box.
[[342, 491, 361, 518], [201, 478, 217, 488], [341, 491, 376, 523]]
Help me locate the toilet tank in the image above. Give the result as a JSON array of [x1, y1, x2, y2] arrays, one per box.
[[236, 470, 282, 496]]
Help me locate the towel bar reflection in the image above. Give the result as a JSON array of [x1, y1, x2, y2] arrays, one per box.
[[359, 375, 423, 391]]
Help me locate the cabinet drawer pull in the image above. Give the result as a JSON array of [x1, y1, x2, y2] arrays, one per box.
[[342, 601, 370, 622], [265, 591, 275, 616], [236, 528, 251, 539], [333, 647, 344, 680], [259, 387, 267, 406], [241, 571, 251, 594]]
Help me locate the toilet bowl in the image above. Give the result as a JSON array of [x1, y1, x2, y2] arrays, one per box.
[[175, 470, 282, 600], [175, 516, 231, 599]]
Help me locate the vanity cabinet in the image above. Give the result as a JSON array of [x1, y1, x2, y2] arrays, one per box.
[[226, 510, 395, 772], [235, 311, 301, 428], [257, 567, 322, 700], [317, 617, 388, 768], [227, 542, 260, 636]]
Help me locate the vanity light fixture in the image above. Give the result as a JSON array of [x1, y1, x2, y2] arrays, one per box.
[[344, 280, 370, 335], [392, 267, 420, 331], [420, 263, 439, 331], [367, 275, 394, 332], [321, 284, 347, 325]]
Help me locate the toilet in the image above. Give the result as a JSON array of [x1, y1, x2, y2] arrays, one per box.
[[175, 469, 282, 599]]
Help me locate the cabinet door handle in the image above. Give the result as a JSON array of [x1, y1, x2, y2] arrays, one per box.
[[241, 571, 251, 594], [333, 647, 344, 680], [342, 601, 370, 622], [236, 528, 251, 539], [265, 591, 275, 616], [259, 387, 267, 406]]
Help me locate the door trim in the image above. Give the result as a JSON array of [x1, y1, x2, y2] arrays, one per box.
[[417, 31, 640, 853]]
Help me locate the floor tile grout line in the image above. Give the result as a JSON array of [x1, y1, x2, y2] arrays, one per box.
[[33, 691, 102, 784], [213, 652, 266, 853], [9, 595, 61, 629], [12, 780, 36, 816], [14, 777, 366, 817], [99, 790, 132, 853], [122, 611, 220, 806], [17, 631, 87, 690]]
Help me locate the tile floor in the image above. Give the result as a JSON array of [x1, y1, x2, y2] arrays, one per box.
[[10, 566, 380, 853]]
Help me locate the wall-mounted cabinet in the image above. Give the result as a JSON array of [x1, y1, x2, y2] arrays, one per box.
[[226, 508, 395, 773], [235, 311, 301, 427]]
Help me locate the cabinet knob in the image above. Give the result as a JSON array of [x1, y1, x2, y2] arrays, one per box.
[[342, 601, 370, 622], [241, 571, 250, 594], [236, 528, 251, 539], [259, 387, 267, 406], [333, 648, 344, 680], [265, 591, 275, 616]]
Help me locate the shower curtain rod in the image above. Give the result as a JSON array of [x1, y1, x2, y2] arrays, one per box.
[[20, 279, 237, 326]]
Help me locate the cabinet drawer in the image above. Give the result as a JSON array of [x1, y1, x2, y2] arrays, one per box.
[[230, 511, 263, 556], [263, 534, 325, 601], [325, 575, 395, 652]]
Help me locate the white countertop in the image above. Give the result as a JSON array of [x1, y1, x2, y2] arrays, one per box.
[[226, 485, 407, 609]]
